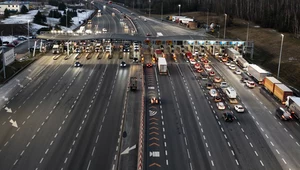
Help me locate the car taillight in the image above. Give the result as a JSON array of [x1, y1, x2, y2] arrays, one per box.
[[282, 115, 285, 119], [289, 116, 293, 119]]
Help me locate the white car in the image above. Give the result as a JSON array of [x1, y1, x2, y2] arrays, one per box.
[[229, 64, 236, 70], [189, 58, 196, 65], [209, 89, 218, 97], [102, 28, 107, 32], [246, 81, 255, 88], [235, 69, 242, 74], [205, 66, 212, 71], [225, 61, 231, 66], [234, 105, 245, 113], [220, 82, 228, 88], [216, 102, 226, 110]]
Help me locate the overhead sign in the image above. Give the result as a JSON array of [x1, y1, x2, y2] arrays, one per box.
[[3, 48, 15, 66]]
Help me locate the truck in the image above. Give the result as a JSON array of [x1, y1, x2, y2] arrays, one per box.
[[286, 96, 300, 118], [130, 77, 137, 90], [179, 18, 194, 24], [223, 86, 238, 103], [247, 64, 270, 84], [236, 57, 249, 69], [226, 48, 241, 61], [263, 77, 282, 93], [273, 83, 293, 104], [171, 16, 186, 22], [52, 44, 60, 54], [188, 21, 197, 30], [158, 57, 167, 74]]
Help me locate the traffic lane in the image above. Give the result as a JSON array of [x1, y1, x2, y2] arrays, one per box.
[[0, 54, 65, 127], [0, 62, 79, 170], [37, 64, 112, 170], [119, 64, 142, 170], [103, 6, 123, 33], [211, 59, 299, 169], [84, 65, 129, 170], [179, 64, 239, 170], [205, 60, 282, 170], [144, 67, 168, 170], [11, 53, 102, 169], [0, 56, 73, 140], [157, 72, 191, 170], [168, 64, 211, 170]]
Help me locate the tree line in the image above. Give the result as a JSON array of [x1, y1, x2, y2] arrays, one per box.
[[115, 0, 300, 36]]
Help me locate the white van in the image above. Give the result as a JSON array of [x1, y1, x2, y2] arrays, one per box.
[[105, 45, 111, 52]]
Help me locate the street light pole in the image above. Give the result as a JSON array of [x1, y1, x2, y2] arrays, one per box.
[[207, 9, 209, 29], [28, 20, 30, 55], [178, 4, 181, 16], [1, 31, 3, 45], [160, 0, 163, 21], [66, 8, 68, 28], [224, 13, 227, 39], [149, 0, 151, 18], [277, 34, 284, 79]]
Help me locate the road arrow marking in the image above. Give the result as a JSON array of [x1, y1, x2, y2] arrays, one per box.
[[149, 151, 160, 157], [150, 122, 158, 125], [121, 144, 136, 155], [149, 143, 159, 147], [149, 127, 159, 130], [16, 79, 20, 82], [18, 83, 24, 88], [26, 76, 32, 80], [149, 137, 159, 141], [149, 132, 159, 135], [5, 107, 12, 113], [9, 119, 18, 128], [2, 96, 8, 101], [149, 163, 161, 167]]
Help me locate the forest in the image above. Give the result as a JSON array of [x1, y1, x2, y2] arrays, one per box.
[[115, 0, 300, 37]]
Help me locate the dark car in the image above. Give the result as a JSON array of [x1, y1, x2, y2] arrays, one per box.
[[120, 61, 126, 67], [74, 61, 83, 67], [276, 107, 292, 120], [223, 112, 234, 122]]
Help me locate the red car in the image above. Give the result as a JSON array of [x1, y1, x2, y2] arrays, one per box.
[[209, 71, 215, 76], [146, 63, 153, 67]]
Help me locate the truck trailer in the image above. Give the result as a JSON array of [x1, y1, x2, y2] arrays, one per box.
[[273, 84, 293, 104], [263, 77, 282, 93], [236, 57, 249, 69], [247, 64, 270, 84], [52, 44, 60, 54], [286, 96, 300, 118], [226, 48, 241, 61], [158, 57, 167, 74]]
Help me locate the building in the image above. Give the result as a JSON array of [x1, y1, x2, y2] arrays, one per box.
[[0, 1, 29, 15]]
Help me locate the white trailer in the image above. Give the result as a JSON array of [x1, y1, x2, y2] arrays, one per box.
[[247, 64, 270, 84], [172, 16, 186, 22], [226, 48, 241, 61], [286, 96, 300, 117], [180, 18, 194, 24], [158, 57, 167, 74], [236, 57, 249, 69]]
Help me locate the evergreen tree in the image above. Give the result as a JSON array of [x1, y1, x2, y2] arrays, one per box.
[[59, 15, 72, 27], [20, 5, 29, 14], [33, 11, 47, 25], [4, 8, 9, 18], [58, 2, 66, 11], [48, 10, 62, 18]]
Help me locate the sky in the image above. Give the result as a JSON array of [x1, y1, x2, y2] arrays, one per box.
[[0, 5, 94, 44]]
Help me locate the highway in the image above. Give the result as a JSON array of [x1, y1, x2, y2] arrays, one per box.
[[0, 2, 300, 170]]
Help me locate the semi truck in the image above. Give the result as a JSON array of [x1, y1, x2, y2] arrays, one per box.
[[154, 49, 163, 60], [286, 96, 300, 118], [273, 83, 293, 104], [130, 77, 137, 90], [223, 86, 238, 103], [226, 48, 241, 61], [236, 57, 249, 69], [158, 57, 167, 74], [263, 77, 282, 93], [247, 64, 270, 84]]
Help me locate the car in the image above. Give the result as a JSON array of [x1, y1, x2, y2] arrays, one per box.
[[216, 102, 226, 110], [74, 61, 83, 67], [235, 69, 242, 74], [220, 82, 228, 88], [214, 96, 222, 102], [241, 77, 249, 83], [234, 105, 245, 113], [196, 68, 203, 73], [120, 61, 126, 67], [189, 58, 196, 65], [225, 61, 231, 66], [246, 81, 255, 88], [146, 63, 153, 67], [205, 66, 212, 71], [276, 107, 292, 120], [223, 112, 234, 122], [146, 33, 151, 36], [194, 63, 201, 69], [150, 97, 158, 104], [201, 72, 208, 80], [206, 83, 213, 89], [194, 49, 199, 55], [144, 18, 147, 22], [209, 71, 215, 76], [214, 76, 222, 83], [229, 64, 236, 70], [209, 89, 218, 97], [102, 28, 107, 32], [75, 48, 81, 53]]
